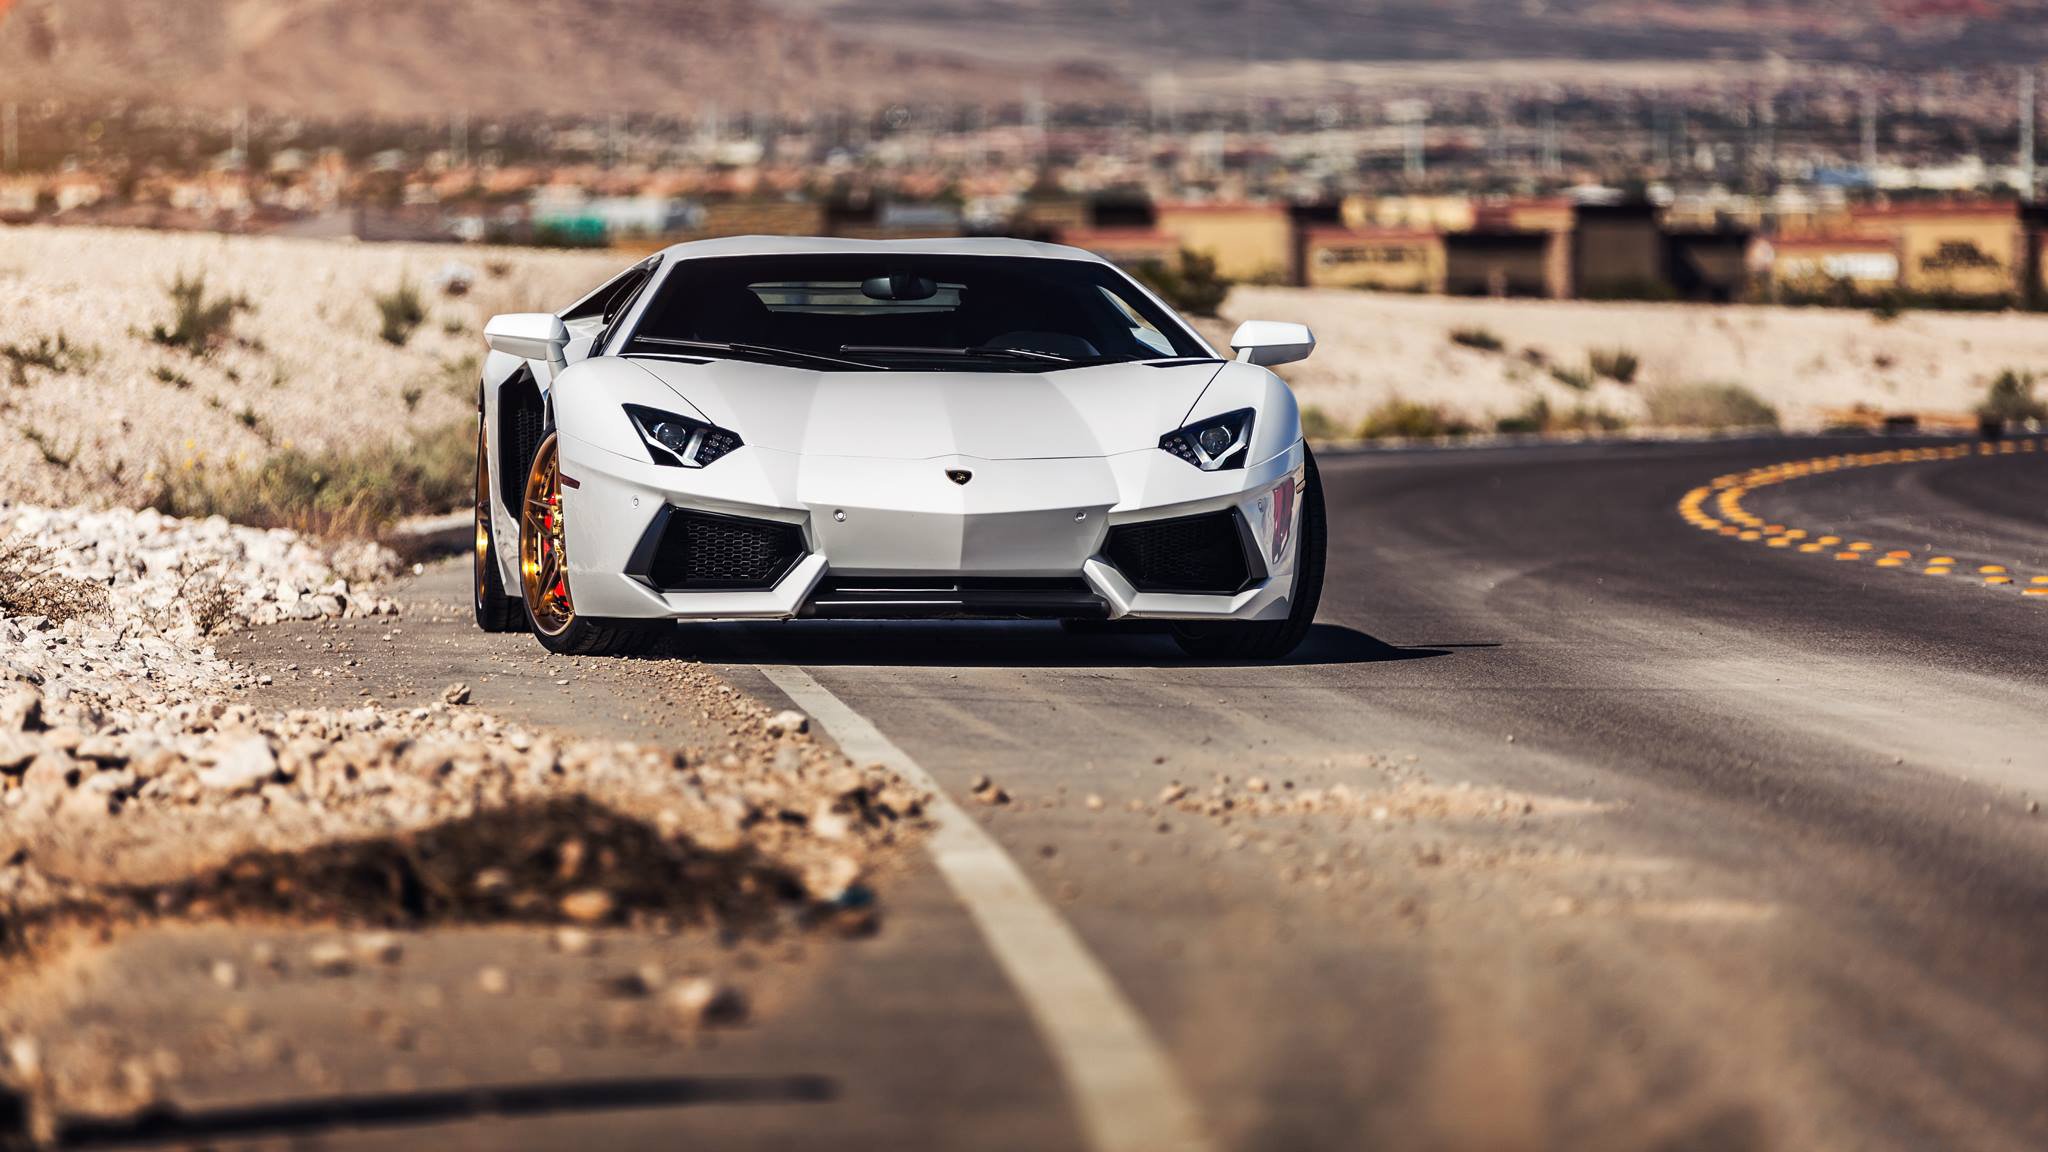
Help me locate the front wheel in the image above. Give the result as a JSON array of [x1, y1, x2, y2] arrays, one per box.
[[1171, 448, 1327, 661], [517, 432, 659, 657]]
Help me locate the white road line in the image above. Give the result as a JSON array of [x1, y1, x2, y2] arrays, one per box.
[[758, 665, 1217, 1152]]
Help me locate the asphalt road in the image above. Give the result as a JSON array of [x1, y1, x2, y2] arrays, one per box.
[[194, 434, 2048, 1150]]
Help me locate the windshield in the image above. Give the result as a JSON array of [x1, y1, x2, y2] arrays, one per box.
[[621, 254, 1213, 371]]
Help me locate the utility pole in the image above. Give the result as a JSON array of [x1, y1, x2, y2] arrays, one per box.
[[1542, 103, 1561, 176], [1405, 114, 1426, 180], [451, 110, 469, 169], [1861, 89, 1878, 176], [2021, 69, 2037, 202], [1, 103, 16, 173]]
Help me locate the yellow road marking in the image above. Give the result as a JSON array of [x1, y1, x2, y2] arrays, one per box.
[[1676, 437, 2043, 607]]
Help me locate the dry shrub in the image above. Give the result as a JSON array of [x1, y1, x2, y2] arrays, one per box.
[[0, 536, 111, 624], [375, 279, 427, 347], [148, 420, 473, 540], [1495, 396, 1630, 435], [1644, 382, 1780, 430], [1588, 347, 1641, 385], [1359, 399, 1477, 439], [1448, 326, 1506, 353], [150, 271, 251, 355], [181, 571, 240, 635]]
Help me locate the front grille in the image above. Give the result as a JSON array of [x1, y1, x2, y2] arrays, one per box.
[[802, 575, 1106, 619], [1104, 510, 1258, 594], [628, 509, 806, 591]]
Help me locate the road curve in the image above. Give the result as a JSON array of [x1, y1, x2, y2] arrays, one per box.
[[209, 434, 2048, 1151]]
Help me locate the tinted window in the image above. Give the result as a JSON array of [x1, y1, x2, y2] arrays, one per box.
[[623, 255, 1210, 370]]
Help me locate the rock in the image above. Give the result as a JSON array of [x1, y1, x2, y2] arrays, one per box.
[[308, 942, 355, 977], [552, 927, 598, 957], [1245, 776, 1270, 794], [198, 735, 276, 794], [665, 978, 748, 1028], [763, 710, 808, 737], [0, 732, 37, 775], [441, 683, 472, 706], [1158, 783, 1189, 804], [210, 960, 241, 990], [354, 932, 404, 965], [1085, 793, 1104, 811], [477, 966, 511, 995], [0, 684, 42, 733], [559, 889, 616, 924], [74, 735, 127, 766]]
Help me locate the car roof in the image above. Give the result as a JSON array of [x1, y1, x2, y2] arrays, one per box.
[[650, 235, 1113, 265]]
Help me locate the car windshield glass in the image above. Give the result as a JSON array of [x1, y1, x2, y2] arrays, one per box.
[[622, 254, 1211, 371]]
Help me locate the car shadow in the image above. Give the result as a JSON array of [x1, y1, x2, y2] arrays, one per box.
[[661, 621, 1454, 670], [45, 1074, 834, 1148]]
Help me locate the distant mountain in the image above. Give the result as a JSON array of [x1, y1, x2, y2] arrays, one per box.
[[783, 0, 2048, 70], [0, 0, 1127, 117]]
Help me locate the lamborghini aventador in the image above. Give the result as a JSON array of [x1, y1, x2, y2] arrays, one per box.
[[473, 237, 1325, 659]]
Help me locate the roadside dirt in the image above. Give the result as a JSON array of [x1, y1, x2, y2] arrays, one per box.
[[0, 563, 925, 1148]]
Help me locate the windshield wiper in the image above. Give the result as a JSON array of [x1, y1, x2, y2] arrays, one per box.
[[840, 345, 1077, 364], [637, 338, 887, 371]]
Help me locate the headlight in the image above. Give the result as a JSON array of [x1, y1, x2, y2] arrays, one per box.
[[625, 405, 744, 469], [1159, 408, 1254, 471]]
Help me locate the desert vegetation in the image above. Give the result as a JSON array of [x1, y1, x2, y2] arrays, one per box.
[[374, 279, 428, 347], [0, 534, 111, 623], [147, 420, 473, 540], [1642, 382, 1780, 430], [1976, 369, 2048, 427], [150, 271, 251, 355], [1132, 249, 1231, 318], [1448, 326, 1506, 353]]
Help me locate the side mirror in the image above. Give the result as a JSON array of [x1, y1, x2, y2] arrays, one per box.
[[484, 313, 570, 364], [1229, 321, 1315, 368]]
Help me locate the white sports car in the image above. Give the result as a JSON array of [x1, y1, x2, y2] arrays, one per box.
[[473, 237, 1325, 659]]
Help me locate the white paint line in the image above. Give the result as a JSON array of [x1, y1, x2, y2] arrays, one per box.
[[759, 664, 1217, 1152]]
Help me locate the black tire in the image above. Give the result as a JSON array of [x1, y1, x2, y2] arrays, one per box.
[[1171, 447, 1327, 661], [473, 420, 522, 633], [528, 612, 666, 658]]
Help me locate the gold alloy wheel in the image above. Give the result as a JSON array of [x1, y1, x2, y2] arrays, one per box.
[[518, 434, 575, 637]]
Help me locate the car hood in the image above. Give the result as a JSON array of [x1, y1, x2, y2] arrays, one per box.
[[621, 357, 1225, 461]]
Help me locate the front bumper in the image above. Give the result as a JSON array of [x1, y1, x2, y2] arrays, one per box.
[[536, 433, 1308, 623]]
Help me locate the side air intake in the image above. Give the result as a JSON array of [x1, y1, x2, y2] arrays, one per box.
[[626, 508, 807, 592], [1103, 510, 1261, 595]]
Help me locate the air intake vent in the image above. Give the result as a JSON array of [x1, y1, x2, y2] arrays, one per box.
[[627, 509, 807, 592], [1104, 510, 1259, 595]]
